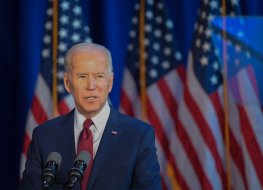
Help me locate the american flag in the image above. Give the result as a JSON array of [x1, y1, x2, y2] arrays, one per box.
[[119, 0, 185, 189], [212, 16, 263, 190], [20, 0, 91, 177], [178, 0, 263, 189]]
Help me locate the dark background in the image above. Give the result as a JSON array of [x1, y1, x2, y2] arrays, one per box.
[[0, 0, 262, 189]]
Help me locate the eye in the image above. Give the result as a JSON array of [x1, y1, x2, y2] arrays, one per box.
[[77, 74, 87, 79], [95, 74, 105, 79]]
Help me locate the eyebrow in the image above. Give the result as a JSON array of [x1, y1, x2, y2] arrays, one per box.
[[75, 73, 88, 76], [75, 72, 106, 76], [94, 72, 106, 75]]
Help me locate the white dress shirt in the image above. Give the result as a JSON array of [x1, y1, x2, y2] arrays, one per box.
[[74, 102, 110, 157]]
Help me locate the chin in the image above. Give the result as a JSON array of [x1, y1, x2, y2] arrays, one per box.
[[83, 107, 100, 115]]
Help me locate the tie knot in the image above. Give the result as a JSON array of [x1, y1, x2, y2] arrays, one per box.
[[83, 119, 92, 129]]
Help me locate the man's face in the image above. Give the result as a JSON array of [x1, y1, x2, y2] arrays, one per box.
[[64, 51, 113, 118]]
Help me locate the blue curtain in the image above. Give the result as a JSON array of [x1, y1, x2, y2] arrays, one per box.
[[0, 0, 262, 189]]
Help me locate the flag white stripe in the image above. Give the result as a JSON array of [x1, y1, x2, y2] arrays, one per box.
[[179, 95, 222, 190], [148, 85, 175, 139], [237, 69, 263, 152], [169, 126, 202, 190], [121, 69, 142, 115], [155, 139, 173, 190], [228, 68, 262, 190], [228, 92, 248, 190], [148, 85, 201, 190], [19, 154, 27, 178], [25, 111, 38, 140], [169, 113, 202, 190], [230, 157, 246, 190], [187, 52, 226, 162], [35, 75, 53, 119], [122, 69, 138, 104], [236, 68, 263, 189], [243, 140, 262, 189], [164, 69, 184, 101], [228, 94, 242, 142], [63, 94, 75, 110]]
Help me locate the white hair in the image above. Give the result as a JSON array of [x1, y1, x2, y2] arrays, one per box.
[[64, 42, 113, 73]]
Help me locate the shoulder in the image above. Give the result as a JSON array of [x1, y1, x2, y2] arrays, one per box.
[[33, 109, 74, 133], [110, 107, 154, 135]]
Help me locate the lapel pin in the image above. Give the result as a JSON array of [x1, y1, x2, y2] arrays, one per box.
[[111, 131, 118, 135]]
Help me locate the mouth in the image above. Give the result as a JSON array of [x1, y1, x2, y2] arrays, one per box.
[[83, 96, 97, 101]]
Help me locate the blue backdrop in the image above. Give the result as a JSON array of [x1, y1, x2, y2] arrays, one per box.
[[0, 0, 262, 189]]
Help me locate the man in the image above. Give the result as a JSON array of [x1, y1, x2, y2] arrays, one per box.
[[20, 43, 162, 190]]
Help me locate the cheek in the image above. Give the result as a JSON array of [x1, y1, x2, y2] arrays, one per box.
[[95, 83, 109, 96], [69, 81, 83, 94]]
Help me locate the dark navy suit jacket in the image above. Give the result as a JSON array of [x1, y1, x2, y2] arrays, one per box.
[[20, 107, 162, 190]]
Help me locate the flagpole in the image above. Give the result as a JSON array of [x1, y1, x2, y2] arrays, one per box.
[[139, 0, 147, 121], [221, 0, 231, 189], [52, 0, 59, 117]]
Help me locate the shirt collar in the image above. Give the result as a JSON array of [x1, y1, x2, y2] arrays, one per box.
[[92, 102, 110, 133], [74, 102, 110, 133]]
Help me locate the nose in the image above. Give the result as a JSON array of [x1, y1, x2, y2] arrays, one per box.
[[85, 76, 96, 90]]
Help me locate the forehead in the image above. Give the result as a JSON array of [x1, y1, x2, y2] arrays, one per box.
[[70, 51, 108, 71], [70, 47, 108, 58], [71, 50, 106, 61]]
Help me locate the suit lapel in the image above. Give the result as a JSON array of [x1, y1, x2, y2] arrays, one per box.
[[87, 108, 122, 189], [56, 110, 76, 175]]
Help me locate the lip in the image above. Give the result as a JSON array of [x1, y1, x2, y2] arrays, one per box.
[[83, 96, 98, 101]]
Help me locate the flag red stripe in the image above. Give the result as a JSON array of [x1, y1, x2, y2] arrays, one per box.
[[229, 129, 249, 190], [22, 132, 30, 157], [210, 92, 224, 130], [161, 176, 169, 190], [176, 65, 186, 82], [246, 65, 259, 97], [120, 89, 135, 116], [157, 79, 213, 189], [211, 87, 249, 189], [211, 89, 249, 189], [147, 98, 190, 190], [184, 86, 227, 189], [238, 105, 263, 187], [31, 95, 48, 124], [58, 99, 71, 115], [210, 89, 250, 189]]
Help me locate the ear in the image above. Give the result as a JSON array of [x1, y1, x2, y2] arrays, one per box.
[[108, 73, 114, 93], [64, 73, 71, 93]]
